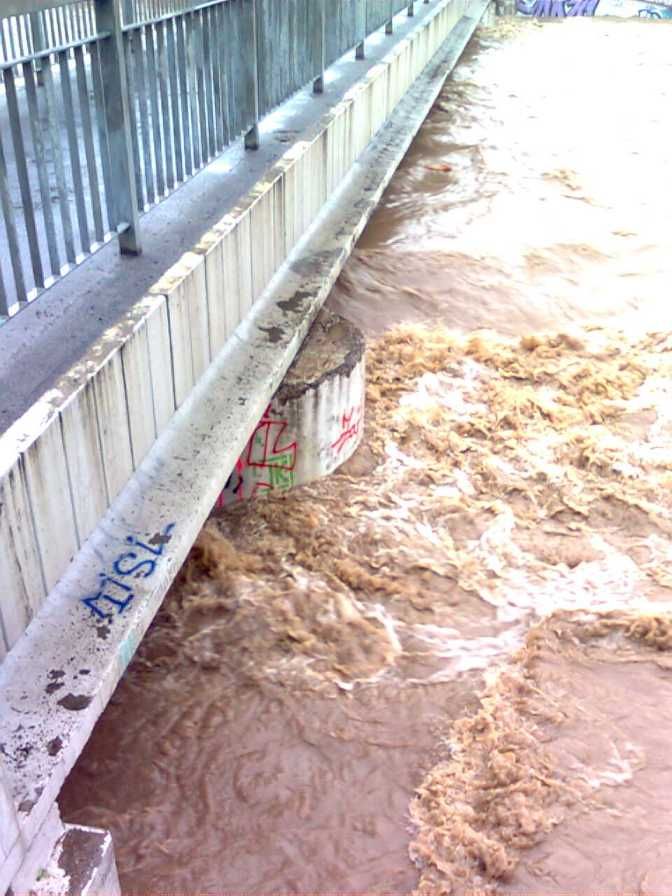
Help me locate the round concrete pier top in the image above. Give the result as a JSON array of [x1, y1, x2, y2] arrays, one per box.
[[277, 310, 366, 402]]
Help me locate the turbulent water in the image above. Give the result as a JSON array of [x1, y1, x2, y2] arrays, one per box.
[[60, 18, 672, 895]]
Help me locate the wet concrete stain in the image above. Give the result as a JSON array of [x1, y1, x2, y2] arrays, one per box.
[[277, 290, 312, 313], [47, 736, 63, 757], [259, 325, 285, 344], [58, 694, 93, 712]]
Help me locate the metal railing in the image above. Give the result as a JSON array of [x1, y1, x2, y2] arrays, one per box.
[[0, 0, 423, 318]]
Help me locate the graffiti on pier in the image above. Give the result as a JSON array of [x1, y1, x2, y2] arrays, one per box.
[[517, 0, 672, 14], [218, 405, 298, 506], [331, 405, 363, 455], [81, 522, 175, 622]]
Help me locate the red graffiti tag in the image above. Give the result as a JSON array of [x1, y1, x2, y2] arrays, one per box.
[[331, 406, 362, 454]]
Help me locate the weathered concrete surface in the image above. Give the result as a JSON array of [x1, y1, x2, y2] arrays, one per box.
[[218, 310, 365, 506]]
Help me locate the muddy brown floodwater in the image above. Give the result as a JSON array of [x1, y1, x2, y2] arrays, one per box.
[[61, 17, 672, 896]]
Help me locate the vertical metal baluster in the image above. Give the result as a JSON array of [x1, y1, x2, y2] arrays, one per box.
[[23, 60, 61, 278], [145, 24, 166, 198], [202, 6, 216, 160], [245, 0, 260, 149], [59, 49, 90, 255], [90, 40, 115, 228], [0, 258, 8, 319], [11, 16, 19, 59], [64, 5, 72, 44], [122, 0, 134, 26], [86, 1, 96, 36], [74, 44, 105, 242], [194, 10, 208, 167], [76, 3, 85, 41], [55, 7, 64, 46], [156, 19, 175, 191], [0, 22, 9, 66], [166, 16, 184, 182], [220, 1, 232, 146], [175, 13, 193, 175], [0, 121, 27, 306], [224, 0, 237, 136], [44, 10, 54, 49], [356, 0, 366, 58], [211, 2, 226, 150], [94, 0, 141, 253], [186, 13, 202, 169], [20, 13, 30, 57], [387, 0, 394, 33], [121, 34, 145, 210], [42, 52, 76, 265], [17, 14, 28, 59], [53, 8, 61, 44], [131, 26, 156, 205], [408, 0, 415, 14], [3, 66, 44, 290], [313, 0, 325, 93], [29, 12, 46, 85]]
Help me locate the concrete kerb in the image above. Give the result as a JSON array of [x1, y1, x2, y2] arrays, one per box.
[[0, 0, 491, 888]]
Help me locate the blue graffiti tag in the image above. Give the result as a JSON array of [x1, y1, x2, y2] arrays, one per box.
[[81, 523, 175, 621]]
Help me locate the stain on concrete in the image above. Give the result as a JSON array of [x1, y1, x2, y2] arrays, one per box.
[[277, 290, 311, 313], [45, 682, 64, 695], [290, 249, 342, 278], [58, 694, 93, 711], [48, 670, 65, 680], [149, 530, 173, 547], [47, 736, 63, 757], [259, 326, 285, 344]]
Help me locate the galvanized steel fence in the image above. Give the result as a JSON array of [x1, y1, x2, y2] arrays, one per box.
[[0, 0, 425, 318]]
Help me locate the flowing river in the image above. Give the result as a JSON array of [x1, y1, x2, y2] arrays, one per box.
[[61, 17, 672, 895]]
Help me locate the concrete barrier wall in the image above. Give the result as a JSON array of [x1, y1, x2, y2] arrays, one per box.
[[0, 0, 468, 663]]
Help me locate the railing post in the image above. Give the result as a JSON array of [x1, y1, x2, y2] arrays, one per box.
[[121, 0, 134, 26], [313, 0, 325, 93], [386, 0, 394, 33], [94, 0, 141, 254], [408, 0, 415, 14], [244, 0, 260, 149], [28, 11, 46, 85], [355, 0, 365, 58]]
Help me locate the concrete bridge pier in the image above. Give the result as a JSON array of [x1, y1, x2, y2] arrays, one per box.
[[218, 310, 366, 507]]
